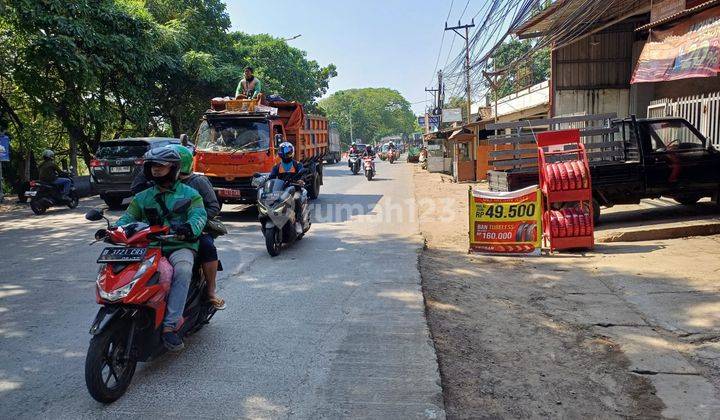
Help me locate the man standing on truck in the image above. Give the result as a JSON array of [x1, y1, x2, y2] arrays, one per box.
[[235, 66, 263, 101]]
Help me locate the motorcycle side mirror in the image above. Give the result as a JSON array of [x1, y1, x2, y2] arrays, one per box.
[[274, 134, 283, 147], [85, 209, 104, 221], [86, 208, 111, 229], [180, 133, 189, 146], [173, 198, 192, 214]]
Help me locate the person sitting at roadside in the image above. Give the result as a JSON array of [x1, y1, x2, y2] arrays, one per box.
[[117, 147, 207, 352], [38, 150, 72, 200], [235, 66, 264, 103]]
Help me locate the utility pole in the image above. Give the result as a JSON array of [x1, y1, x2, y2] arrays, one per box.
[[349, 110, 354, 143], [445, 19, 475, 124], [425, 82, 440, 134]]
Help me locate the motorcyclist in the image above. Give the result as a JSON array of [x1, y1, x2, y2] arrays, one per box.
[[362, 144, 376, 159], [348, 142, 360, 168], [38, 150, 71, 200], [116, 147, 207, 352], [268, 142, 305, 235], [171, 145, 226, 310], [130, 145, 226, 310]]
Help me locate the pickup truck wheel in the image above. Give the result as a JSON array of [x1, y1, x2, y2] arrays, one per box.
[[674, 195, 701, 206], [592, 199, 600, 226]]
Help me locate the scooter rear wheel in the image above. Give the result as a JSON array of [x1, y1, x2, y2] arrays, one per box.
[[30, 198, 47, 215], [264, 227, 281, 257], [85, 326, 137, 403]]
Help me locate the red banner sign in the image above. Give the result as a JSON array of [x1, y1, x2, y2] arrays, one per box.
[[632, 6, 720, 83]]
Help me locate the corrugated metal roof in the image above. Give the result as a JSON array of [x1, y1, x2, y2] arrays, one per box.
[[515, 0, 648, 39], [635, 0, 720, 31]]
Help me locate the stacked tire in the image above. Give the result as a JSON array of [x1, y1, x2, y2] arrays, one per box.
[[542, 160, 589, 191], [546, 207, 593, 239]]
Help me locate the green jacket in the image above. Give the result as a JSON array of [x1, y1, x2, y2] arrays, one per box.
[[38, 160, 64, 183], [117, 181, 207, 252]]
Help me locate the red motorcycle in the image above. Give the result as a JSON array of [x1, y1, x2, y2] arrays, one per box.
[[83, 204, 216, 403]]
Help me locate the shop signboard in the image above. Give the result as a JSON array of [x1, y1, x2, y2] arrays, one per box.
[[469, 185, 542, 255]]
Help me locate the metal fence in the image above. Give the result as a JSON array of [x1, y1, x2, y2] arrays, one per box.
[[648, 92, 720, 147]]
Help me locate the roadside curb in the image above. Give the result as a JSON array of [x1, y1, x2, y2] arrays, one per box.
[[597, 221, 720, 243]]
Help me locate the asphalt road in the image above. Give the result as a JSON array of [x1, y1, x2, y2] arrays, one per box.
[[0, 160, 445, 419]]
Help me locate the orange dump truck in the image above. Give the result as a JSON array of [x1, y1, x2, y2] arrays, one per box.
[[192, 98, 328, 205]]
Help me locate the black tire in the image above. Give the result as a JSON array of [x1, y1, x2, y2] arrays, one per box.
[[103, 197, 124, 210], [674, 195, 701, 206], [366, 171, 373, 181], [85, 326, 137, 403], [68, 191, 80, 209], [30, 198, 47, 215], [352, 166, 359, 175], [592, 199, 601, 226], [307, 174, 320, 199], [264, 227, 281, 257]]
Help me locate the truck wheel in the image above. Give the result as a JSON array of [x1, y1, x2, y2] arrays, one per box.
[[674, 195, 701, 206], [307, 174, 320, 200]]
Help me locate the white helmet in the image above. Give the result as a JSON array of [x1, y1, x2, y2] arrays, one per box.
[[42, 150, 55, 159]]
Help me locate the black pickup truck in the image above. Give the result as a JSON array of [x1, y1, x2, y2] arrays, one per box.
[[489, 117, 720, 223]]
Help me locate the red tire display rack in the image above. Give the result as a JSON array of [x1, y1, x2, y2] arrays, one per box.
[[536, 129, 594, 251]]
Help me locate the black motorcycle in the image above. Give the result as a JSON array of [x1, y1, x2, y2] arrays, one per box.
[[252, 172, 311, 256], [26, 179, 79, 215], [348, 153, 361, 175]]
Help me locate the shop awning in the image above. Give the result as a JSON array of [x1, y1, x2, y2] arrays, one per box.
[[632, 6, 720, 83], [448, 128, 474, 142]]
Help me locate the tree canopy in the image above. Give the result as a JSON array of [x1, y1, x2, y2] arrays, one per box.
[[0, 0, 336, 189], [319, 88, 418, 146], [486, 38, 550, 100]]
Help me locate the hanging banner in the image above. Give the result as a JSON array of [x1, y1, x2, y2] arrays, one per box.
[[0, 134, 9, 162], [632, 6, 720, 83], [469, 185, 542, 255]]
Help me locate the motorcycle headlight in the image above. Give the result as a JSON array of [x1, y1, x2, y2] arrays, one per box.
[[98, 279, 137, 302], [258, 201, 268, 214], [97, 256, 155, 302]]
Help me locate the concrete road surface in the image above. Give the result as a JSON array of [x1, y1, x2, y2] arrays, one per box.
[[0, 160, 445, 419]]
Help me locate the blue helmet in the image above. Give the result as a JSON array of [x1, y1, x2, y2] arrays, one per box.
[[278, 142, 295, 163]]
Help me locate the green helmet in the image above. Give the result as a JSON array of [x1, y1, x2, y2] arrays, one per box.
[[169, 144, 194, 174]]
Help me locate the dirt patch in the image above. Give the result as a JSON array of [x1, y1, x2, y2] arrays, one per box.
[[413, 166, 665, 418]]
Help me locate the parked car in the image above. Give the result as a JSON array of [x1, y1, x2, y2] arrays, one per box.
[[489, 117, 720, 223], [90, 137, 185, 209]]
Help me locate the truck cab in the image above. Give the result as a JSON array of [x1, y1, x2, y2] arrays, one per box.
[[193, 98, 327, 205]]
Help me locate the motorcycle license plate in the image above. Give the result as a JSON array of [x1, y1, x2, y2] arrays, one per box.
[[217, 188, 242, 198], [110, 166, 131, 173], [25, 191, 37, 197], [97, 247, 147, 263]]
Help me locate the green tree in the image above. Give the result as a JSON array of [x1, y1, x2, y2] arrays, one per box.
[[233, 33, 337, 107], [486, 38, 550, 100], [320, 88, 418, 146], [1, 0, 165, 168]]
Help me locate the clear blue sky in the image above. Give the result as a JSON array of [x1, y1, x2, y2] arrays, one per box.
[[228, 0, 478, 115]]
